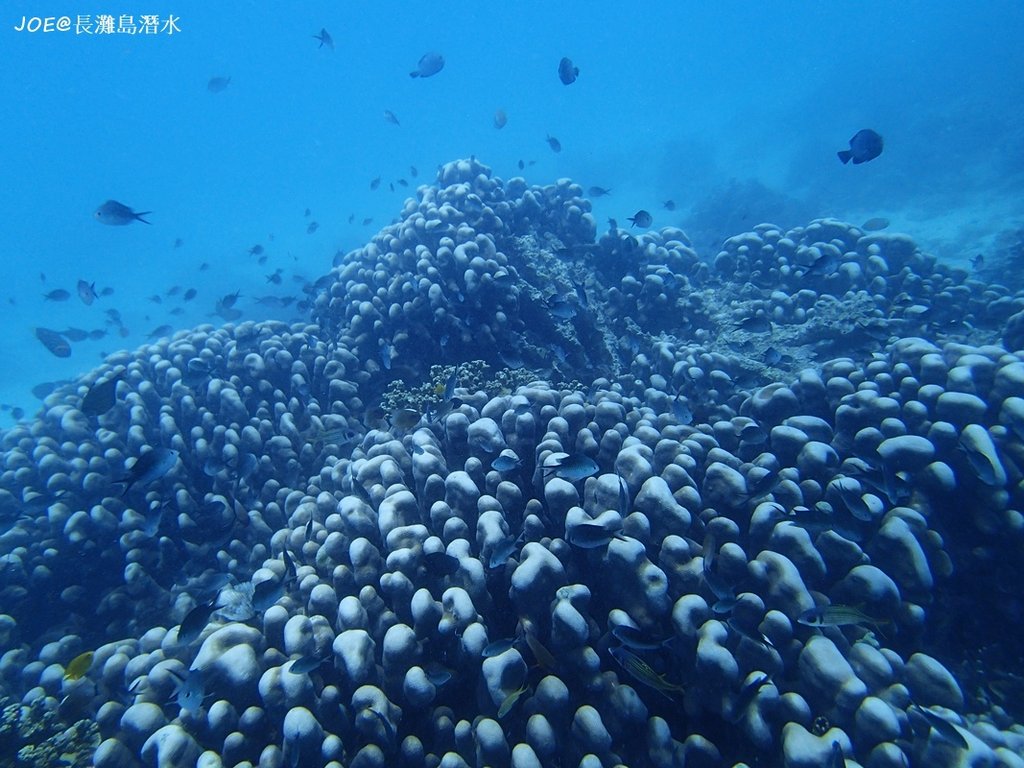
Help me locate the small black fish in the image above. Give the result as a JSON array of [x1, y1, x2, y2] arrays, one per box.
[[117, 447, 179, 495], [558, 57, 579, 85], [588, 186, 611, 197], [288, 654, 327, 675], [252, 578, 284, 612], [94, 200, 151, 225], [183, 288, 197, 301], [306, 221, 319, 234], [837, 129, 883, 165], [220, 290, 241, 308], [81, 371, 124, 417], [424, 551, 460, 576], [518, 159, 525, 170], [370, 177, 381, 190], [178, 601, 216, 644], [35, 327, 71, 358], [410, 52, 445, 78], [313, 28, 333, 50], [662, 200, 676, 211], [546, 134, 561, 153], [43, 289, 70, 302], [628, 210, 652, 228]]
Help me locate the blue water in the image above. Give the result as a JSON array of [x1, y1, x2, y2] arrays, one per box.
[[2, 0, 1022, 420]]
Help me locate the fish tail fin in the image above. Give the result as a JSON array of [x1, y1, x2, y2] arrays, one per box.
[[837, 150, 852, 164], [134, 212, 153, 224]]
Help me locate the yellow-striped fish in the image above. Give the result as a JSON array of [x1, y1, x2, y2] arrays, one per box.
[[63, 650, 94, 681], [519, 619, 557, 670], [610, 646, 685, 700], [498, 683, 529, 719], [798, 605, 889, 630]]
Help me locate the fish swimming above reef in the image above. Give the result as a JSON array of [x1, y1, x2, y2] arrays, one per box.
[[545, 134, 561, 153], [797, 604, 889, 630], [94, 199, 151, 225], [207, 76, 231, 93], [588, 186, 612, 197], [609, 646, 685, 700], [81, 370, 124, 417], [35, 327, 71, 357], [663, 200, 676, 211], [628, 210, 652, 228], [542, 452, 598, 481], [837, 129, 883, 165], [493, 109, 507, 129], [169, 668, 207, 714], [558, 56, 579, 84], [117, 447, 179, 495], [63, 651, 94, 681], [313, 27, 333, 50], [43, 288, 70, 302], [410, 52, 445, 78], [861, 217, 890, 231]]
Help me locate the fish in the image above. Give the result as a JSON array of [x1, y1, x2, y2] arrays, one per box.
[[313, 28, 333, 50], [488, 533, 524, 568], [618, 476, 630, 516], [520, 620, 557, 669], [546, 134, 562, 153], [970, 253, 984, 270], [361, 217, 373, 226], [424, 662, 453, 686], [424, 551, 460, 577], [384, 110, 400, 126], [43, 289, 70, 302], [170, 668, 206, 714], [837, 128, 883, 165], [99, 286, 114, 296], [482, 638, 517, 657], [628, 210, 652, 228], [797, 605, 889, 630], [861, 217, 889, 231], [117, 447, 179, 495], [305, 517, 314, 542], [557, 56, 579, 85], [220, 290, 241, 308], [802, 251, 841, 276], [588, 186, 612, 197], [287, 653, 327, 675], [35, 327, 71, 358], [662, 200, 676, 211], [611, 625, 672, 651], [62, 327, 89, 342], [207, 76, 231, 93], [181, 288, 197, 302], [726, 617, 776, 650], [177, 601, 216, 645], [370, 177, 381, 191], [63, 651, 94, 681], [542, 452, 598, 481], [730, 673, 771, 722], [306, 221, 318, 234], [147, 324, 173, 340], [389, 408, 421, 430], [609, 646, 685, 699], [546, 298, 576, 319], [410, 165, 418, 177], [252, 578, 284, 612], [491, 453, 523, 472], [671, 394, 693, 425], [567, 521, 625, 549], [493, 109, 507, 129], [94, 200, 151, 225], [410, 52, 445, 78], [81, 371, 124, 417], [498, 683, 529, 718], [76, 280, 97, 305], [910, 705, 969, 750]]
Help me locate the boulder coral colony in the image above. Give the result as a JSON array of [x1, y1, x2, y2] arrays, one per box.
[[0, 158, 1022, 768]]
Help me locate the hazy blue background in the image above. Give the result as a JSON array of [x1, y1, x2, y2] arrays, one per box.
[[2, 0, 1022, 422]]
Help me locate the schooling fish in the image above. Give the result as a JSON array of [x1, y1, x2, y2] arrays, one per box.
[[76, 280, 98, 305], [498, 683, 529, 719], [558, 56, 579, 85], [798, 604, 889, 630], [117, 447, 179, 495], [546, 134, 562, 153], [628, 210, 652, 228], [35, 327, 71, 358], [313, 28, 333, 50], [493, 109, 507, 129], [94, 199, 151, 225], [177, 601, 216, 645], [43, 289, 70, 302], [609, 646, 685, 700], [207, 76, 231, 93], [588, 186, 612, 197], [81, 370, 124, 417], [542, 452, 598, 481], [410, 51, 445, 78], [837, 129, 883, 165]]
